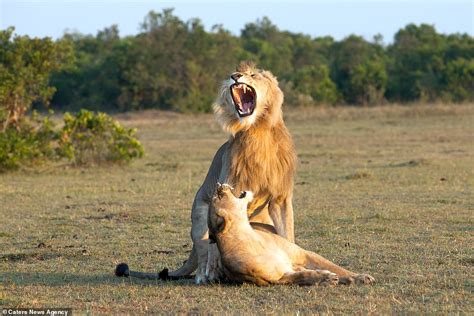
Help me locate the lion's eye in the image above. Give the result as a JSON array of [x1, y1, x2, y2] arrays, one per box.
[[251, 73, 256, 78], [239, 191, 247, 198]]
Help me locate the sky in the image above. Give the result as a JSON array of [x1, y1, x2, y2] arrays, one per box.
[[1, 0, 473, 42]]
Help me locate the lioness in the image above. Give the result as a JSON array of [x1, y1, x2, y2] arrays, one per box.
[[209, 183, 375, 286]]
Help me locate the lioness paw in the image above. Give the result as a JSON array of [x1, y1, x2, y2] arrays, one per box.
[[353, 273, 375, 285], [318, 270, 339, 287], [338, 276, 354, 285]]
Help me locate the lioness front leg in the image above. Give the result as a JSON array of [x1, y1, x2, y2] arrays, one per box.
[[276, 270, 338, 286]]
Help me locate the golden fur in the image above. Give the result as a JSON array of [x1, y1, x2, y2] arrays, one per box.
[[215, 61, 296, 214], [228, 112, 296, 211], [209, 184, 375, 286]]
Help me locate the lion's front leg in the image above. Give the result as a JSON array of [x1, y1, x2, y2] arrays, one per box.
[[191, 198, 211, 284], [194, 239, 209, 284]]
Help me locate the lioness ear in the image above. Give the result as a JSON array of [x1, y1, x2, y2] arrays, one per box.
[[216, 209, 232, 234]]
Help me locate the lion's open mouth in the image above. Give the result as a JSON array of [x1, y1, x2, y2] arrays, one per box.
[[230, 83, 256, 117]]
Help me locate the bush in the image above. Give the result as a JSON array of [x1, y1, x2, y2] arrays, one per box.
[[279, 80, 315, 107], [59, 110, 144, 165], [0, 110, 144, 172], [0, 112, 58, 171]]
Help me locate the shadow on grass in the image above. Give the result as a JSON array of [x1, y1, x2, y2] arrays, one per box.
[[0, 271, 199, 287]]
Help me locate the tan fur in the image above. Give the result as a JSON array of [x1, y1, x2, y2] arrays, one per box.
[[209, 184, 375, 286]]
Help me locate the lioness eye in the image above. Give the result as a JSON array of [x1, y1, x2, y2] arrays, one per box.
[[251, 73, 256, 78], [239, 191, 247, 198]]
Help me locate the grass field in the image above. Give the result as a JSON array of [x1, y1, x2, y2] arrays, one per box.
[[1, 105, 473, 314]]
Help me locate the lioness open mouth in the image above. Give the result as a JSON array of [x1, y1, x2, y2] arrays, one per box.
[[230, 83, 256, 117]]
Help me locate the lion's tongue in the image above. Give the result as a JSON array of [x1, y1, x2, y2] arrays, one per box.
[[242, 102, 253, 112]]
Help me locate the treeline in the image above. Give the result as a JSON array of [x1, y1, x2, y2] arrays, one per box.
[[13, 9, 474, 113]]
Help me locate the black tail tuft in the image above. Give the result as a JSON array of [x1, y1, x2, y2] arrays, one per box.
[[115, 263, 130, 277], [158, 268, 169, 280]]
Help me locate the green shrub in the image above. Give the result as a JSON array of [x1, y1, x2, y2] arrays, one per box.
[[0, 113, 58, 171], [59, 110, 144, 165], [0, 110, 144, 171]]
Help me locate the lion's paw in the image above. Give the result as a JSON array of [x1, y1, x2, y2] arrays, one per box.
[[195, 273, 208, 285], [195, 264, 209, 285], [206, 268, 223, 283], [206, 263, 223, 283]]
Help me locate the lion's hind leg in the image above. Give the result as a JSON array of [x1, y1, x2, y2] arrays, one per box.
[[275, 269, 338, 286]]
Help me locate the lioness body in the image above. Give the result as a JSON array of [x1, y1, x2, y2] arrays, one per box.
[[209, 184, 375, 286]]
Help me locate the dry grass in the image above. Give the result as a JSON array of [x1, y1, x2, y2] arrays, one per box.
[[1, 104, 473, 314]]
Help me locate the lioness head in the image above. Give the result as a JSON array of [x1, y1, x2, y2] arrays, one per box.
[[213, 62, 284, 134], [209, 183, 253, 237]]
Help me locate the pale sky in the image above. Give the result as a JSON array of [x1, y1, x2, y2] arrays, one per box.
[[1, 0, 473, 42]]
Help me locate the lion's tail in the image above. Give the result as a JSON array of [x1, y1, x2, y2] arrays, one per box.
[[115, 245, 198, 280]]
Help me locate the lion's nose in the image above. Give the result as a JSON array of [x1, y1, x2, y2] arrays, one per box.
[[231, 72, 243, 82]]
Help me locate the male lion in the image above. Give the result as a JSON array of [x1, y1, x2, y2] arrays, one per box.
[[208, 183, 375, 286], [116, 62, 297, 284], [175, 62, 296, 284]]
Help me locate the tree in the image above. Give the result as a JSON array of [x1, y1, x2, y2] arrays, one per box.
[[292, 65, 339, 105], [349, 58, 388, 105], [387, 24, 445, 102], [0, 27, 73, 130], [331, 35, 387, 105], [442, 58, 474, 102], [241, 17, 294, 78], [44, 15, 474, 112], [51, 26, 133, 111]]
